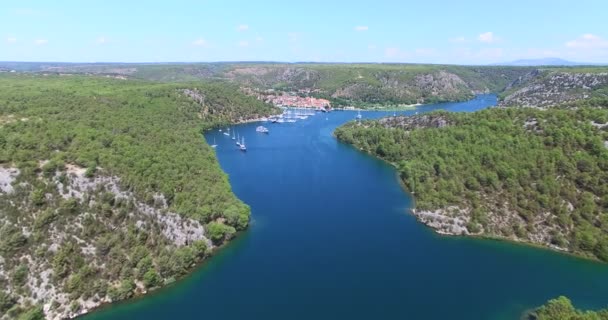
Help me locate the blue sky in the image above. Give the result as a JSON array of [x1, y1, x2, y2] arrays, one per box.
[[1, 0, 607, 64]]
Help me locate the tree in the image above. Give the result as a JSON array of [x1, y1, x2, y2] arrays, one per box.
[[143, 269, 161, 289], [0, 291, 16, 313], [17, 306, 45, 320]]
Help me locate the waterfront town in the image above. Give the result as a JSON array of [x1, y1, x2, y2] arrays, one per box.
[[242, 87, 332, 110]]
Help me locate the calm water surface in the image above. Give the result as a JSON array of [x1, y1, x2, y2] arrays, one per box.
[[84, 95, 608, 320]]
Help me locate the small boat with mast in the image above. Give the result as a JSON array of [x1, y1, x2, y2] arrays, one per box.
[[211, 137, 217, 148], [239, 136, 247, 151]]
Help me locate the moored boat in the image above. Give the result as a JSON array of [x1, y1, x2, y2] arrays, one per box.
[[240, 137, 246, 151], [256, 126, 269, 133]]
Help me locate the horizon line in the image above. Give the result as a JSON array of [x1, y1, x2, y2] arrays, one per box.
[[1, 60, 606, 67]]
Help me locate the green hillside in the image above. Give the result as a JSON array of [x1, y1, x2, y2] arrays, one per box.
[[335, 102, 608, 262], [0, 74, 278, 319]]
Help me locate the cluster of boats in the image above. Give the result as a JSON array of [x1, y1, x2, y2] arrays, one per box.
[[267, 108, 318, 124], [213, 125, 270, 152], [211, 107, 323, 152], [223, 128, 247, 151]]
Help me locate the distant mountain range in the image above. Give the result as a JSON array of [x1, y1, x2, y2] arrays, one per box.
[[492, 58, 606, 66]]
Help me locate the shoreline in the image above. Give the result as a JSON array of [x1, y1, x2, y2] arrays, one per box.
[[404, 190, 606, 266], [73, 228, 249, 319], [336, 137, 606, 266], [415, 215, 605, 265], [337, 104, 421, 112], [73, 116, 269, 319]]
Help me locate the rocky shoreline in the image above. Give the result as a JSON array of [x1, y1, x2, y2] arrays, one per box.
[[411, 207, 574, 257], [412, 207, 471, 236], [0, 164, 219, 320]]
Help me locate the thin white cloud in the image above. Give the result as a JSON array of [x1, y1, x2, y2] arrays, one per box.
[[565, 34, 608, 49], [237, 24, 249, 32], [255, 36, 264, 42], [385, 47, 401, 58], [96, 36, 108, 44], [238, 40, 249, 47], [368, 44, 377, 50], [354, 26, 369, 31], [6, 37, 17, 43], [449, 36, 466, 43], [478, 32, 496, 43], [192, 38, 208, 47], [415, 48, 438, 56], [34, 39, 48, 45]]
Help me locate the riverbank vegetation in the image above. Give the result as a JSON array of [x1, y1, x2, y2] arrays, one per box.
[[335, 101, 608, 261], [0, 74, 277, 319], [527, 296, 608, 319]]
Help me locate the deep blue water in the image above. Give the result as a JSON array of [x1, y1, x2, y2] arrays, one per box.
[[84, 95, 608, 320]]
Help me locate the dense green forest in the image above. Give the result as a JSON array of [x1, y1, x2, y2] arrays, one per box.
[[335, 103, 608, 261], [0, 62, 537, 107], [0, 74, 278, 319], [528, 296, 608, 319]]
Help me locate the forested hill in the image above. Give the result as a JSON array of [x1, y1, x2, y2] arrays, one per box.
[[0, 74, 278, 319], [0, 63, 535, 106], [499, 67, 608, 107], [8, 62, 608, 109], [335, 102, 608, 262]]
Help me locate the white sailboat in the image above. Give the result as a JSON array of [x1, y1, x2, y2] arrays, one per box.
[[240, 136, 247, 151], [211, 137, 217, 148], [232, 130, 236, 140], [236, 132, 241, 146], [356, 110, 362, 119]]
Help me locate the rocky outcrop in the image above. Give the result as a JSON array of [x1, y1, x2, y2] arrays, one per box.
[[414, 203, 568, 253], [226, 66, 321, 89], [413, 207, 471, 235], [0, 164, 212, 320], [412, 70, 471, 98], [376, 113, 453, 130], [500, 71, 608, 107], [0, 167, 19, 194], [332, 70, 473, 103], [220, 65, 533, 105]]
